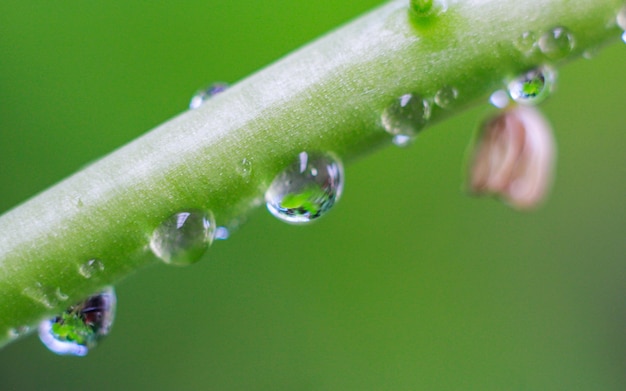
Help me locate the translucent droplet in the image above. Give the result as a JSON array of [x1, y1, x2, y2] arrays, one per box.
[[189, 82, 228, 109], [507, 66, 556, 105], [265, 152, 344, 224], [489, 90, 510, 109], [23, 282, 64, 309], [434, 86, 458, 109], [514, 31, 537, 56], [214, 226, 230, 240], [237, 158, 252, 181], [382, 93, 431, 147], [538, 27, 575, 60], [39, 287, 116, 357], [8, 326, 30, 340], [79, 259, 105, 279], [409, 0, 447, 17], [150, 211, 216, 266]]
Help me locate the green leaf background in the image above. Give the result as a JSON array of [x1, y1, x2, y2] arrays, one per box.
[[0, 1, 625, 390]]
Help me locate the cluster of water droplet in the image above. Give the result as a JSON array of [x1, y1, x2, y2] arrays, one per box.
[[150, 211, 216, 266], [38, 287, 116, 356], [265, 152, 344, 224], [189, 82, 228, 109]]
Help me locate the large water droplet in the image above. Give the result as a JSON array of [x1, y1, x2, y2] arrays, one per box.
[[150, 211, 216, 266], [265, 152, 344, 224], [507, 66, 556, 105], [382, 93, 431, 147], [79, 259, 105, 279], [434, 86, 458, 109], [38, 287, 116, 357], [538, 27, 575, 60], [189, 82, 228, 109]]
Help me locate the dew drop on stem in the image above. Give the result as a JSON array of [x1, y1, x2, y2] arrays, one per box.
[[265, 152, 344, 224], [382, 93, 431, 147], [79, 259, 105, 279], [507, 66, 556, 105], [434, 86, 458, 109], [189, 82, 228, 109], [38, 287, 116, 357], [150, 211, 216, 266], [538, 26, 575, 60]]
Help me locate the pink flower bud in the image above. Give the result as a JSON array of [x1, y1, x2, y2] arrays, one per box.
[[468, 105, 556, 209]]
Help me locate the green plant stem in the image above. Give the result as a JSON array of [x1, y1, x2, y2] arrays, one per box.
[[0, 0, 623, 347]]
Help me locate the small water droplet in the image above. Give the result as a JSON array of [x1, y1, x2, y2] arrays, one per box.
[[150, 211, 216, 266], [8, 326, 30, 340], [79, 259, 105, 279], [382, 93, 431, 147], [265, 152, 344, 224], [489, 90, 510, 108], [23, 282, 62, 309], [617, 6, 626, 30], [214, 226, 230, 240], [507, 66, 556, 105], [514, 31, 537, 56], [38, 287, 116, 357], [434, 86, 458, 109], [538, 27, 575, 60], [189, 82, 228, 109], [237, 158, 252, 181]]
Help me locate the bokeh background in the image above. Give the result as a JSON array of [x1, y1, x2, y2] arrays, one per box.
[[1, 1, 625, 390]]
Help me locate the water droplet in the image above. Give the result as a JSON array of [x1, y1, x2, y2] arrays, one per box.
[[23, 282, 64, 309], [150, 211, 216, 266], [38, 287, 116, 357], [538, 27, 575, 60], [514, 31, 537, 56], [265, 152, 344, 224], [79, 259, 105, 279], [409, 0, 447, 17], [382, 93, 431, 146], [8, 326, 30, 340], [434, 86, 458, 109], [214, 226, 230, 240], [507, 66, 556, 105], [189, 82, 228, 109], [489, 90, 510, 109], [621, 31, 626, 44], [617, 6, 626, 30], [237, 158, 252, 181]]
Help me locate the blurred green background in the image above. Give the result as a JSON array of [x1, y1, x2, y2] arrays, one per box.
[[1, 1, 625, 390]]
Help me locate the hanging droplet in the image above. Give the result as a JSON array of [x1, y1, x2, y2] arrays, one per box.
[[265, 152, 344, 224], [514, 31, 537, 56], [382, 93, 431, 147], [467, 105, 555, 209], [538, 27, 575, 60], [434, 86, 458, 109], [150, 211, 216, 266], [38, 287, 116, 357], [189, 82, 229, 109], [409, 0, 447, 17], [78, 259, 105, 279], [489, 90, 510, 109], [507, 66, 556, 105]]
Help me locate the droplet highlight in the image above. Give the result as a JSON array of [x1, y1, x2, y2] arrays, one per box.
[[150, 211, 216, 266], [265, 152, 344, 224], [189, 82, 228, 109], [382, 93, 431, 146], [507, 66, 556, 105], [38, 287, 116, 357], [79, 259, 105, 279], [489, 90, 510, 109], [514, 31, 537, 56], [538, 27, 575, 60], [434, 86, 458, 109], [8, 326, 30, 340]]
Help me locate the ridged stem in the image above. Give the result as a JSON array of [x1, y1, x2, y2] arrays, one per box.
[[0, 0, 623, 347]]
